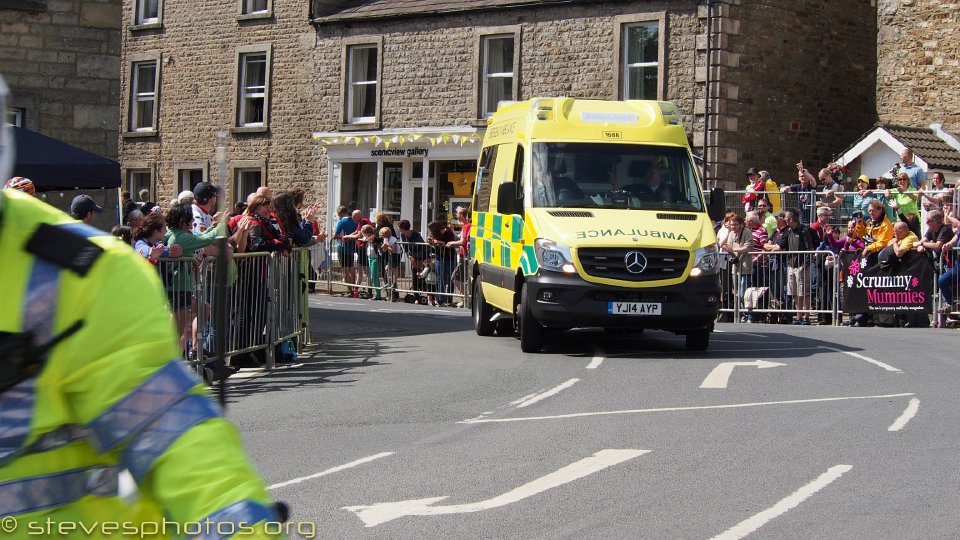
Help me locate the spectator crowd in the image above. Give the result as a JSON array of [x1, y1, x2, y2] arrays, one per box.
[[720, 148, 959, 328], [331, 204, 472, 307]]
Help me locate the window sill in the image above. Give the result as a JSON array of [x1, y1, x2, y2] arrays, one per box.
[[469, 118, 490, 128], [237, 11, 272, 22], [123, 130, 158, 139], [231, 125, 269, 134], [337, 122, 380, 132], [129, 22, 163, 32]]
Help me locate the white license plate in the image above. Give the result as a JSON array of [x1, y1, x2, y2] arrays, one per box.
[[608, 302, 662, 315]]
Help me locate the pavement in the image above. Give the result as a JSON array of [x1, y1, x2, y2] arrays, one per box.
[[223, 295, 960, 539]]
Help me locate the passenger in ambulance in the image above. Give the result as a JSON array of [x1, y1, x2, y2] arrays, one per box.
[[551, 160, 584, 206]]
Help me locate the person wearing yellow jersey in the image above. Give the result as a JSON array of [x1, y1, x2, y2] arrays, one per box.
[[850, 198, 895, 264], [0, 74, 283, 538]]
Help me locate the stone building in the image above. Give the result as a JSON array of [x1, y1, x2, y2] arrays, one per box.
[[118, 0, 894, 232], [876, 0, 960, 134], [1, 0, 121, 160]]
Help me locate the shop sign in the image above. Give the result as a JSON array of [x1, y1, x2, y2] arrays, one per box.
[[370, 148, 429, 158]]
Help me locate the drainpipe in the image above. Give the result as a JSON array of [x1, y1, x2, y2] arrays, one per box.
[[702, 0, 714, 189]]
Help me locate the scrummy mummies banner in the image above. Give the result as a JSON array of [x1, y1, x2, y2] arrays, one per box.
[[842, 252, 933, 313]]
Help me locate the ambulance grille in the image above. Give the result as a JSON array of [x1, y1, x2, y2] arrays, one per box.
[[548, 210, 594, 218], [577, 248, 689, 282], [656, 213, 697, 221]]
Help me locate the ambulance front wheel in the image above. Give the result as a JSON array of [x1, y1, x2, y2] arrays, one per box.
[[517, 283, 544, 353], [473, 277, 496, 336]]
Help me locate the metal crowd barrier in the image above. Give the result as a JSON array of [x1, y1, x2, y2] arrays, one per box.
[[724, 189, 953, 229], [312, 238, 467, 307], [718, 250, 840, 324], [155, 249, 311, 374], [932, 246, 960, 328], [717, 246, 960, 327]]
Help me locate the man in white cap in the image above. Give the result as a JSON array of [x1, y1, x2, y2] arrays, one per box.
[[178, 190, 195, 205]]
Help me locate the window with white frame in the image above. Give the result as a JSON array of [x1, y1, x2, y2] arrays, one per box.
[[347, 44, 378, 123], [235, 169, 262, 202], [481, 35, 515, 117], [127, 170, 152, 199], [622, 22, 659, 100], [5, 108, 23, 127], [129, 60, 158, 132], [238, 52, 268, 127], [178, 169, 205, 192], [135, 0, 160, 25], [241, 0, 268, 15]]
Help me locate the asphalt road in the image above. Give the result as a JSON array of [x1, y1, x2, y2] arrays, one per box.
[[225, 297, 960, 539]]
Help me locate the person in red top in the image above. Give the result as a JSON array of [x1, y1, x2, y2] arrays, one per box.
[[447, 206, 472, 307]]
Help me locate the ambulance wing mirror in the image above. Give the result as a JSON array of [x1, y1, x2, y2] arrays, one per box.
[[496, 182, 523, 215], [707, 187, 726, 223]]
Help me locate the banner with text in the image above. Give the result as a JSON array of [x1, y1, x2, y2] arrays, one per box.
[[842, 252, 933, 313]]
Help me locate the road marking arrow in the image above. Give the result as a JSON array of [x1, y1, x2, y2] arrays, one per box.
[[342, 448, 649, 527], [700, 360, 785, 389]]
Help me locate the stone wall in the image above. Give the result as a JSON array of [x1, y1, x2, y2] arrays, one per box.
[[0, 0, 122, 159], [118, 0, 319, 206], [313, 1, 703, 204], [120, 0, 888, 212], [317, 2, 701, 134], [712, 0, 878, 189], [876, 0, 960, 134]]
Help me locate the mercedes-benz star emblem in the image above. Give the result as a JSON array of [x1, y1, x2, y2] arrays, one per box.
[[624, 251, 647, 274]]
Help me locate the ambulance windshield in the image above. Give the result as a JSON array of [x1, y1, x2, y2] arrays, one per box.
[[531, 142, 704, 212]]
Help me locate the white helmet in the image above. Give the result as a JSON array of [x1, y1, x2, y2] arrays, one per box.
[[0, 74, 12, 182]]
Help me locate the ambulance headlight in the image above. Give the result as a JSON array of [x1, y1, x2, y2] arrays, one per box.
[[535, 239, 576, 273], [691, 243, 719, 276]]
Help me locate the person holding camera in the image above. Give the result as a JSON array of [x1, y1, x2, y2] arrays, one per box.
[[780, 163, 819, 224], [849, 199, 895, 266]]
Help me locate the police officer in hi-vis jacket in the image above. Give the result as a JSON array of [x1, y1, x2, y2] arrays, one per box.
[[0, 73, 285, 538]]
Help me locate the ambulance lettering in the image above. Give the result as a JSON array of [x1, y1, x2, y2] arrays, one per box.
[[576, 229, 687, 242]]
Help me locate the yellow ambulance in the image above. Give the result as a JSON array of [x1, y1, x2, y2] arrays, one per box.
[[470, 97, 724, 352]]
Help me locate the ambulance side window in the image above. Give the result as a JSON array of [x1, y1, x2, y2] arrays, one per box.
[[474, 145, 498, 212], [513, 145, 524, 193]]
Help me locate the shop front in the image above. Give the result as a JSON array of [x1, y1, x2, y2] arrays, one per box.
[[314, 127, 482, 236]]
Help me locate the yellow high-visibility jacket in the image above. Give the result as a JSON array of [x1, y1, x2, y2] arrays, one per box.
[[852, 216, 894, 254], [0, 189, 280, 538]]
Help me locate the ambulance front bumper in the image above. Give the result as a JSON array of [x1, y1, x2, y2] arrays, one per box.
[[525, 271, 720, 331]]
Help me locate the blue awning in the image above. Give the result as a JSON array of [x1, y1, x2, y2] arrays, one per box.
[[12, 126, 121, 191]]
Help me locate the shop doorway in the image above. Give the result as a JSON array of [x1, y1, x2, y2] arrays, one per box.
[[339, 162, 377, 217], [380, 162, 403, 223]]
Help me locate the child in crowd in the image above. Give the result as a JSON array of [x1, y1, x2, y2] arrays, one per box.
[[362, 224, 383, 300], [379, 226, 399, 292]]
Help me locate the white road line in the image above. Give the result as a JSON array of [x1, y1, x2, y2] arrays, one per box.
[[515, 379, 580, 409], [709, 464, 853, 540], [268, 452, 394, 490], [343, 449, 649, 527], [737, 332, 766, 338], [458, 392, 915, 424], [699, 360, 785, 389], [821, 347, 902, 372], [586, 347, 604, 369], [888, 397, 921, 432], [509, 393, 539, 406]]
